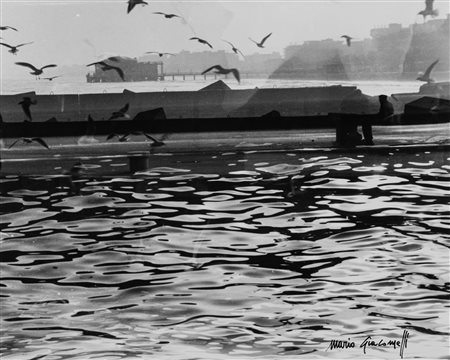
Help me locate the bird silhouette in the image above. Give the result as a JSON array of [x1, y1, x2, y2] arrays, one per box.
[[223, 40, 244, 57], [86, 61, 125, 81], [0, 42, 33, 55], [341, 35, 353, 47], [190, 37, 213, 49], [43, 75, 61, 81], [417, 59, 439, 83], [153, 12, 181, 19], [15, 62, 57, 79], [127, 0, 148, 14], [109, 103, 130, 120], [18, 97, 37, 121], [201, 65, 240, 83], [418, 0, 438, 21], [146, 51, 175, 57], [107, 131, 165, 146], [249, 33, 272, 48], [8, 137, 49, 149], [0, 26, 18, 31]]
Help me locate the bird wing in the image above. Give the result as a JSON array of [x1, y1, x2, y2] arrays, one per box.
[[16, 42, 33, 48], [0, 42, 14, 49], [41, 64, 57, 70], [260, 32, 272, 45], [423, 59, 439, 77], [201, 65, 221, 75], [110, 65, 125, 80], [32, 138, 50, 149], [1, 26, 18, 31], [248, 37, 258, 45], [21, 103, 32, 120], [127, 1, 137, 13], [143, 133, 159, 142], [223, 40, 234, 48], [231, 68, 241, 83], [189, 37, 199, 41], [153, 12, 165, 15], [205, 41, 213, 49], [119, 103, 130, 113], [86, 61, 99, 67], [15, 62, 39, 71], [106, 133, 119, 140], [8, 139, 21, 149]]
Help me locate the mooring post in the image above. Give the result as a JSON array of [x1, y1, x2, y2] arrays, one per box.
[[129, 155, 150, 173]]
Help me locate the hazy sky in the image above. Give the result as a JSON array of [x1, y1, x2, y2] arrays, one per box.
[[1, 0, 449, 78]]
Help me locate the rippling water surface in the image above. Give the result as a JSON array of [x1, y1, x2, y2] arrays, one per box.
[[1, 150, 449, 359]]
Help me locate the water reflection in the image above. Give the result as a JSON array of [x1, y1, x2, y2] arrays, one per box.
[[1, 151, 449, 359]]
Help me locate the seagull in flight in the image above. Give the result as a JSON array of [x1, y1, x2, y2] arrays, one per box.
[[127, 0, 148, 14], [86, 61, 125, 81], [18, 97, 37, 121], [146, 51, 175, 57], [417, 59, 439, 83], [107, 131, 165, 147], [341, 35, 353, 47], [43, 75, 61, 81], [109, 103, 130, 120], [201, 65, 240, 83], [153, 12, 181, 19], [15, 62, 57, 79], [418, 0, 438, 21], [249, 33, 272, 48], [190, 37, 213, 49], [0, 41, 33, 55], [8, 137, 49, 149], [223, 40, 244, 57], [0, 26, 18, 31]]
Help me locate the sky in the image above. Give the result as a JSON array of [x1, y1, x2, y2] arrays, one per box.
[[1, 0, 449, 79]]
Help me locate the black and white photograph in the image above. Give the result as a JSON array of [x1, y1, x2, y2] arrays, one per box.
[[1, 0, 449, 359]]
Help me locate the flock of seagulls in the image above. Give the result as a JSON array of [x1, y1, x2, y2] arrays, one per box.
[[0, 0, 444, 151]]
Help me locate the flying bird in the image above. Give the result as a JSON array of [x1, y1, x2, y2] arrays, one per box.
[[43, 75, 61, 81], [0, 41, 33, 55], [127, 0, 148, 14], [8, 137, 49, 149], [146, 51, 175, 57], [249, 33, 272, 48], [107, 131, 165, 146], [153, 12, 181, 19], [417, 59, 439, 83], [190, 37, 213, 49], [18, 97, 37, 121], [109, 103, 130, 120], [15, 62, 57, 79], [0, 26, 18, 31], [418, 0, 438, 20], [223, 40, 244, 57], [87, 61, 125, 81], [341, 35, 353, 47], [201, 65, 240, 83]]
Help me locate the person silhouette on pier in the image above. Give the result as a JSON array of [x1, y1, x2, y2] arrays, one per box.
[[378, 95, 394, 124]]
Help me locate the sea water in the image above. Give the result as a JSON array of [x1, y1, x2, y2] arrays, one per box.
[[1, 149, 449, 359]]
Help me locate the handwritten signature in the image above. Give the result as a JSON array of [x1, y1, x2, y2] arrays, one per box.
[[327, 330, 409, 358]]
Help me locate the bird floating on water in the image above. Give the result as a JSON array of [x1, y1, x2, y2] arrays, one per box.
[[8, 137, 49, 149], [146, 51, 175, 57], [0, 41, 33, 55], [249, 33, 272, 48], [15, 62, 57, 79], [18, 97, 37, 121], [127, 0, 148, 14], [201, 65, 240, 83], [190, 37, 213, 49], [86, 61, 125, 81], [153, 12, 181, 19], [341, 35, 353, 47], [223, 40, 244, 57], [417, 59, 439, 83], [418, 0, 438, 21], [0, 25, 18, 31], [109, 103, 130, 120]]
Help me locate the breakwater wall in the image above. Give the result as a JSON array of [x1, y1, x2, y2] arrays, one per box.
[[0, 86, 377, 123]]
